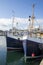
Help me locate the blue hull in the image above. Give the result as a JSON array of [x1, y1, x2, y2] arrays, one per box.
[[6, 36, 23, 51], [23, 39, 43, 56]]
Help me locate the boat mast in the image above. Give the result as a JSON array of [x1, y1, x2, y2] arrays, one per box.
[[28, 4, 35, 37], [12, 10, 15, 34], [29, 4, 35, 32], [31, 4, 35, 30]]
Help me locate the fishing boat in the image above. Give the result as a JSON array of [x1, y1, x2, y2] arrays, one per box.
[[7, 35, 23, 51], [6, 21, 23, 51], [23, 4, 43, 62]]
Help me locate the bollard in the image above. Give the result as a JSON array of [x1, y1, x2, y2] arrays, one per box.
[[0, 35, 7, 65]]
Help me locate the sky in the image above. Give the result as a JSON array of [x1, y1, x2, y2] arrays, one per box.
[[0, 0, 43, 18], [0, 0, 43, 30]]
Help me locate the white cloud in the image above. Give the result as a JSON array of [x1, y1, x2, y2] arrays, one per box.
[[0, 18, 12, 31], [0, 17, 43, 31], [14, 17, 28, 29]]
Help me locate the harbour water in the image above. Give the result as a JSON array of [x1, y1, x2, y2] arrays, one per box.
[[7, 50, 43, 65], [0, 36, 7, 65]]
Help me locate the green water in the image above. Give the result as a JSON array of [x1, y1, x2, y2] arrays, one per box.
[[7, 50, 23, 63], [7, 50, 43, 65]]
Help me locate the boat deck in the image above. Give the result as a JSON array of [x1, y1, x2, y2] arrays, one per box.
[[23, 35, 43, 44]]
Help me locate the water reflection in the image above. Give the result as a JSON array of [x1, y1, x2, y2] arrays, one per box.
[[7, 51, 43, 65], [0, 36, 7, 65]]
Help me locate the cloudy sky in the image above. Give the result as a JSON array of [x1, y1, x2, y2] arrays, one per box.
[[0, 17, 43, 31], [0, 0, 43, 30]]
